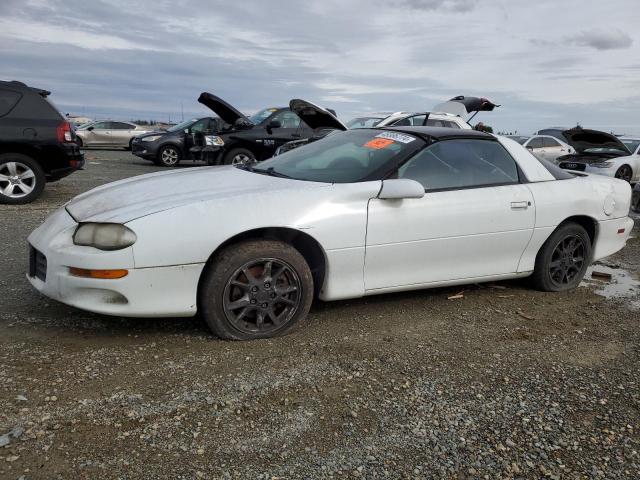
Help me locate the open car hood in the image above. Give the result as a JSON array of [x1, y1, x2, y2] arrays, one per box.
[[198, 92, 251, 125], [561, 128, 630, 155], [432, 96, 500, 118], [289, 99, 347, 131]]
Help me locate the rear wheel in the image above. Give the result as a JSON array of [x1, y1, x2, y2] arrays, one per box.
[[0, 153, 46, 205], [615, 165, 632, 183], [157, 145, 180, 167], [76, 137, 83, 148], [223, 148, 256, 166], [531, 223, 591, 292], [199, 240, 314, 340]]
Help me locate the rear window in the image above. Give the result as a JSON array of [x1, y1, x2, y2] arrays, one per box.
[[0, 89, 22, 117], [538, 158, 574, 180]]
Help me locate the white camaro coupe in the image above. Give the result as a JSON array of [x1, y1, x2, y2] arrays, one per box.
[[28, 127, 634, 340]]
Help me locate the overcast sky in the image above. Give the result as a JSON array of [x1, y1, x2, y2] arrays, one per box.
[[1, 0, 639, 134]]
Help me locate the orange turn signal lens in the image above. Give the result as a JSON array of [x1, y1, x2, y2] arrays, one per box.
[[69, 267, 128, 279]]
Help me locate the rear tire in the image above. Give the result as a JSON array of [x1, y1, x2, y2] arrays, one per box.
[[0, 153, 46, 205], [223, 148, 256, 166], [199, 240, 314, 340], [157, 145, 180, 167], [530, 223, 591, 292], [76, 137, 83, 148]]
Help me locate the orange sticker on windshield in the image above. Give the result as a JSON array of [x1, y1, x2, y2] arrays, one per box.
[[363, 138, 394, 149]]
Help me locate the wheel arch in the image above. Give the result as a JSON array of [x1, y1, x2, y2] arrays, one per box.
[[199, 227, 327, 298], [557, 215, 598, 246], [0, 143, 44, 169]]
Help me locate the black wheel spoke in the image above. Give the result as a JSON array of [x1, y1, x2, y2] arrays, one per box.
[[548, 234, 587, 287]]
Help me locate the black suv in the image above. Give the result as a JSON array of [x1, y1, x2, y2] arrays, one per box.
[[0, 80, 84, 204], [197, 93, 316, 165]]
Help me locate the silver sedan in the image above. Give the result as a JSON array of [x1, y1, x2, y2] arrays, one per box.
[[75, 121, 152, 149]]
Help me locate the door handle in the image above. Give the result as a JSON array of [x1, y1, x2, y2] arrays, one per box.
[[510, 201, 529, 209]]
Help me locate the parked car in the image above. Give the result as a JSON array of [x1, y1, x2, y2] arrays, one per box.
[[522, 135, 574, 163], [131, 117, 220, 167], [505, 135, 529, 145], [197, 93, 322, 165], [75, 121, 152, 150], [555, 128, 638, 183], [28, 126, 633, 340], [0, 80, 84, 204], [620, 137, 640, 156]]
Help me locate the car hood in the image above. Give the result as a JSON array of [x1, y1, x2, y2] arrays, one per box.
[[432, 96, 499, 118], [560, 128, 631, 155], [197, 92, 251, 125], [289, 99, 347, 131], [65, 166, 329, 223]]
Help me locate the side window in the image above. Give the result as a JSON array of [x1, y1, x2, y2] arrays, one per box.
[[444, 121, 461, 129], [111, 122, 133, 130], [190, 119, 212, 133], [543, 137, 560, 148], [526, 137, 543, 149], [272, 110, 301, 129], [397, 139, 520, 191], [0, 89, 22, 117], [391, 117, 412, 126], [408, 115, 426, 126], [92, 122, 109, 129]]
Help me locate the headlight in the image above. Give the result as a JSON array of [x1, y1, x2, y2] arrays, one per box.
[[591, 161, 614, 168], [73, 223, 137, 251], [204, 135, 224, 146], [142, 135, 162, 142]]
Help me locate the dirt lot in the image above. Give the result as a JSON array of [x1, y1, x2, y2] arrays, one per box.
[[1, 150, 639, 479]]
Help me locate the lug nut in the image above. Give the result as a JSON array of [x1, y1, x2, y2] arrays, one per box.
[[250, 299, 256, 304], [270, 293, 276, 299], [264, 282, 271, 289], [261, 303, 268, 308], [251, 286, 258, 292]]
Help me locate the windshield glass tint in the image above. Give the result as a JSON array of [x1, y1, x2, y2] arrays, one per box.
[[250, 108, 278, 124], [167, 119, 197, 132], [346, 117, 384, 129], [255, 129, 425, 183], [622, 139, 640, 152]]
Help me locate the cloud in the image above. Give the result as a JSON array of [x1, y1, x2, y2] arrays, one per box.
[[393, 0, 476, 12], [566, 29, 633, 50]]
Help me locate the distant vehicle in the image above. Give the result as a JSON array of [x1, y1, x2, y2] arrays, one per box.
[[522, 135, 574, 163], [0, 80, 84, 204], [505, 135, 529, 145], [75, 121, 153, 150], [197, 93, 321, 165], [556, 128, 638, 183], [131, 117, 220, 167], [66, 115, 93, 127], [620, 137, 640, 156]]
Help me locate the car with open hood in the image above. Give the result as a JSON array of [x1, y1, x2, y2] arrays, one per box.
[[27, 126, 633, 340], [197, 93, 323, 165], [556, 128, 639, 183], [131, 117, 220, 167]]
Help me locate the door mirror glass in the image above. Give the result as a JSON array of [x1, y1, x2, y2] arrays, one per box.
[[87, 126, 94, 131], [378, 179, 425, 200], [268, 120, 282, 129]]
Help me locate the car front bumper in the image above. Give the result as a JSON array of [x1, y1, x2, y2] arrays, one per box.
[[27, 208, 203, 318], [131, 140, 157, 159]]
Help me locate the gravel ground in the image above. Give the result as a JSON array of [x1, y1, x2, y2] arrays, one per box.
[[1, 150, 639, 479]]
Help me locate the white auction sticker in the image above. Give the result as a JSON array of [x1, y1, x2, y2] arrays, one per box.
[[375, 131, 416, 144]]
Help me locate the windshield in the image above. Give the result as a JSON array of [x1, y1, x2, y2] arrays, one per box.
[[583, 147, 629, 155], [249, 108, 278, 124], [346, 117, 385, 129], [622, 139, 640, 153], [252, 129, 425, 183], [167, 119, 197, 132]]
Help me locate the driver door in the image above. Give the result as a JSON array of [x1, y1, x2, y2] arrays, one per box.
[[364, 138, 535, 291], [86, 121, 112, 146]]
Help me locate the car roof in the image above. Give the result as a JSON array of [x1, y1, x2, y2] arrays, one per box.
[[381, 125, 494, 140], [0, 80, 51, 96]]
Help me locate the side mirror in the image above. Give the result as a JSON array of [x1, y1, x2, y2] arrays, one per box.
[[378, 179, 425, 200], [266, 119, 282, 134], [87, 126, 94, 131], [184, 129, 190, 134], [526, 146, 533, 151]]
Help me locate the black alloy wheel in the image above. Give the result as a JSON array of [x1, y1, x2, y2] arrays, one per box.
[[548, 235, 586, 288]]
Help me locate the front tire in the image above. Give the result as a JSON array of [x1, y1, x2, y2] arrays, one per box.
[[531, 223, 591, 292], [223, 148, 256, 166], [157, 145, 180, 167], [614, 165, 632, 183], [0, 153, 46, 205], [199, 240, 314, 340]]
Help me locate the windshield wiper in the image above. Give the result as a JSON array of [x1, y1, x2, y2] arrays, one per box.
[[235, 164, 254, 172], [252, 167, 292, 178]]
